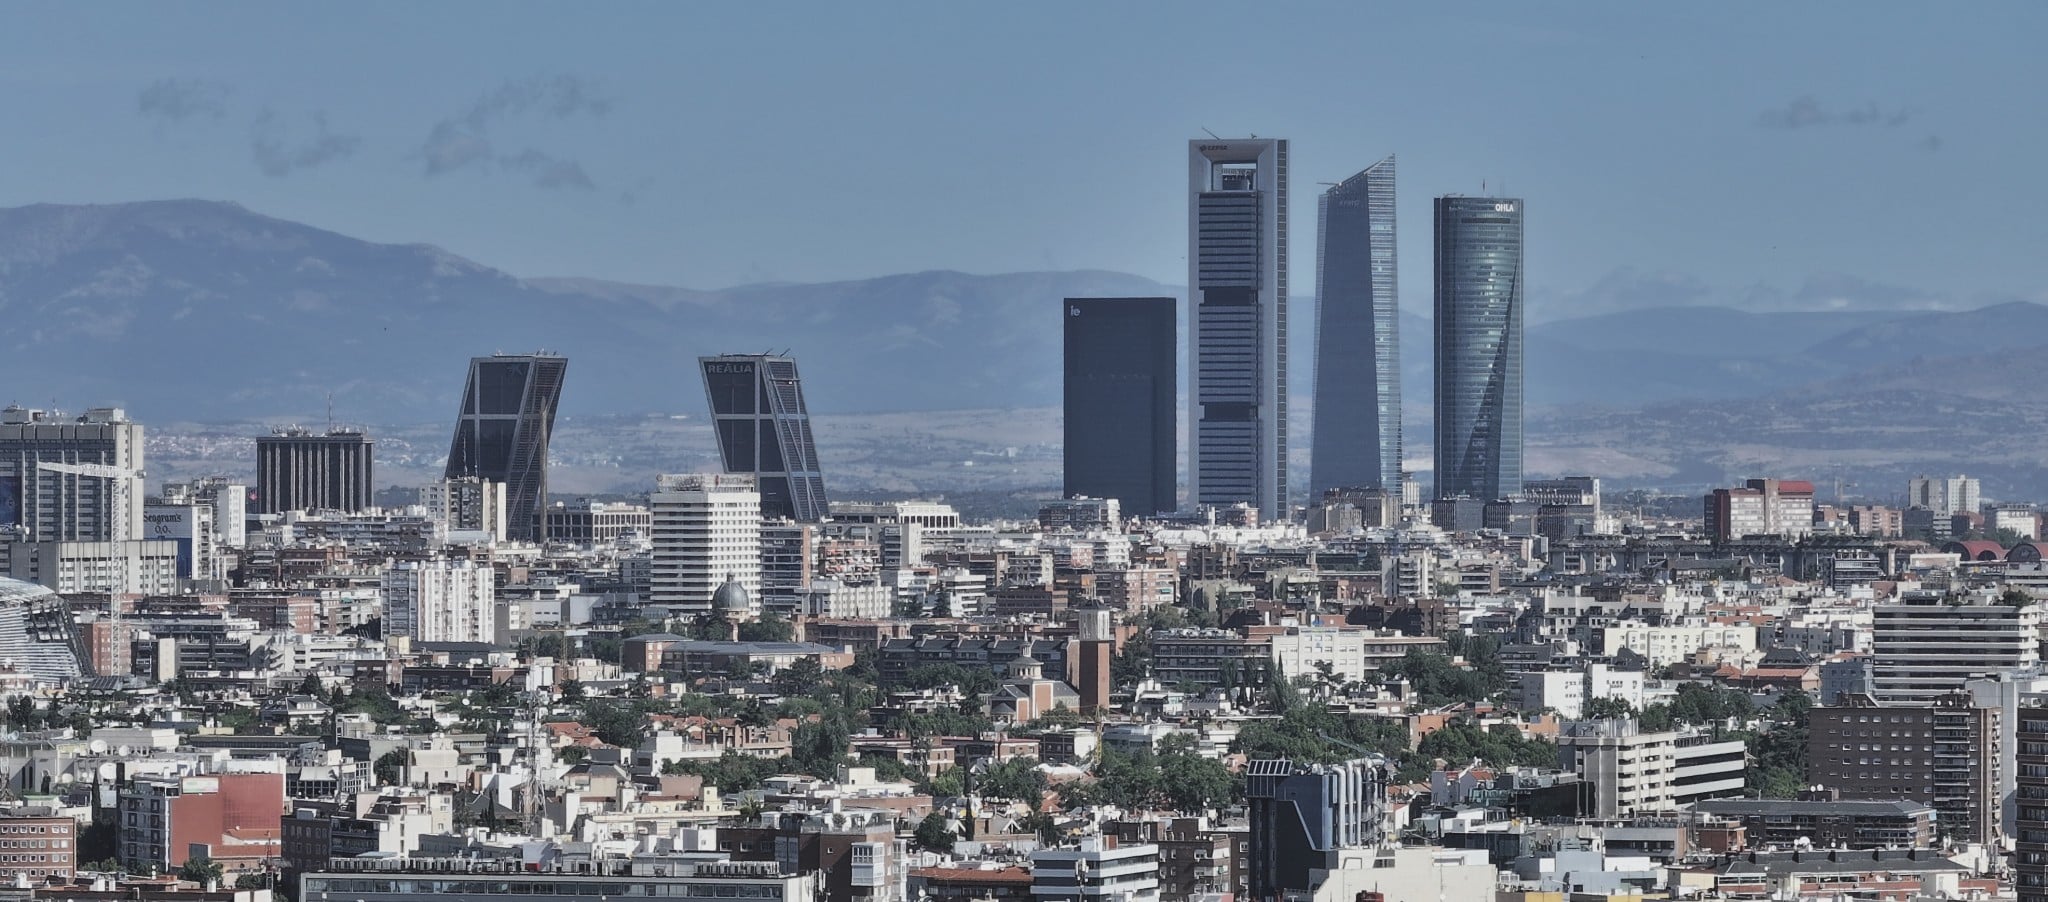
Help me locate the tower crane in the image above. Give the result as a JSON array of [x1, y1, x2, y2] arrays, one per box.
[[35, 460, 144, 542]]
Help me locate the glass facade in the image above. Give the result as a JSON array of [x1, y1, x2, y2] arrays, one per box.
[[445, 354, 567, 541], [1433, 196, 1524, 501], [1188, 139, 1288, 520], [699, 355, 829, 522], [1310, 156, 1401, 495], [1063, 297, 1177, 515]]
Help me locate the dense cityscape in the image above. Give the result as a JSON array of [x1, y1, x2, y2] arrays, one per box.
[[0, 126, 2035, 902]]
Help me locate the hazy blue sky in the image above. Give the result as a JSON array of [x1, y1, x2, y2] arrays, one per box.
[[1, 2, 2039, 320]]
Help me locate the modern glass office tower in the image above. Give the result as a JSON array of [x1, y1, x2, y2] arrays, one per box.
[[1188, 138, 1288, 521], [445, 353, 567, 542], [1063, 297, 1176, 516], [1433, 196, 1524, 501], [700, 354, 829, 522], [1310, 156, 1401, 496]]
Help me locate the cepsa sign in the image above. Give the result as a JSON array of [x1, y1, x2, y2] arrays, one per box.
[[1494, 203, 1516, 213]]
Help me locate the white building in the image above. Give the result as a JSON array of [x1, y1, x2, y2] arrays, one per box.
[[0, 540, 180, 595], [160, 477, 248, 548], [1909, 474, 1980, 516], [142, 500, 221, 582], [383, 558, 497, 643], [1556, 719, 1746, 817], [1872, 592, 2041, 703], [1516, 663, 1646, 720], [1596, 620, 1760, 668], [1268, 626, 1443, 686], [420, 476, 508, 542], [651, 474, 761, 617], [1030, 835, 1159, 902]]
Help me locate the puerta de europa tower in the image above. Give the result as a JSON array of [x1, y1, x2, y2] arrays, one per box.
[[445, 353, 568, 542]]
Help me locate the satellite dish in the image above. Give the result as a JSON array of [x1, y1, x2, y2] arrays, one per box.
[[87, 739, 107, 755], [95, 763, 116, 782], [115, 746, 130, 758]]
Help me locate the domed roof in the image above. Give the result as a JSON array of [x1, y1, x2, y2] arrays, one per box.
[[714, 575, 752, 614]]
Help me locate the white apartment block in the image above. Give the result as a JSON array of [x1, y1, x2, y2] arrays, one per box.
[[1269, 626, 1444, 686], [383, 558, 496, 644], [1557, 720, 1745, 817], [1596, 620, 1760, 668], [650, 474, 761, 617], [1516, 663, 1646, 720], [1872, 593, 2041, 703]]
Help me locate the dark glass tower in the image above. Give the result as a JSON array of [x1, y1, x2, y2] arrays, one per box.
[[445, 354, 567, 542], [1063, 297, 1177, 516], [1310, 156, 1401, 496], [1433, 196, 1524, 501], [1188, 138, 1288, 520], [700, 354, 829, 522], [257, 427, 374, 514]]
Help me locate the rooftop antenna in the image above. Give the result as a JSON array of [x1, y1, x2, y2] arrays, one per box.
[[326, 393, 335, 432], [1200, 127, 1220, 140]]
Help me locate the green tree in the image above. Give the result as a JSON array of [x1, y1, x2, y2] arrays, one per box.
[[178, 855, 225, 885], [738, 616, 796, 643], [1156, 737, 1237, 813], [558, 680, 587, 704], [976, 757, 1048, 803], [373, 749, 408, 786], [912, 812, 958, 853], [1580, 697, 1638, 721], [582, 699, 650, 748]]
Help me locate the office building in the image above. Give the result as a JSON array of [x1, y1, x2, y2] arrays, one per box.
[[303, 858, 818, 902], [1, 540, 181, 597], [1809, 692, 2001, 844], [650, 474, 762, 617], [1063, 297, 1177, 516], [383, 557, 497, 644], [1871, 592, 2040, 702], [445, 353, 567, 541], [701, 354, 829, 523], [421, 476, 508, 541], [1433, 195, 1524, 502], [0, 406, 145, 542], [118, 772, 286, 870], [160, 476, 248, 547], [141, 498, 220, 581], [1310, 156, 1401, 496], [0, 810, 75, 881], [1244, 757, 1389, 901], [1705, 478, 1816, 543], [255, 427, 374, 514], [1691, 798, 1937, 850], [1029, 835, 1159, 902], [1909, 474, 1980, 517], [1188, 138, 1289, 521]]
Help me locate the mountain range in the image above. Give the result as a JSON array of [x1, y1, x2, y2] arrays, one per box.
[[2, 199, 2042, 498]]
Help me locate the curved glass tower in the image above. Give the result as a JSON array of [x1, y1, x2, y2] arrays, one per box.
[[1433, 196, 1523, 501], [1310, 156, 1401, 496]]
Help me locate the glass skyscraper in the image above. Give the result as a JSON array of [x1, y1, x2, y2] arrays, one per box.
[[1063, 297, 1176, 516], [700, 354, 829, 522], [1310, 156, 1401, 496], [1433, 196, 1524, 501], [446, 353, 567, 542], [1188, 138, 1288, 521]]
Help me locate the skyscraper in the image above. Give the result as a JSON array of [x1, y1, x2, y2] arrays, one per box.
[[1433, 195, 1524, 501], [255, 427, 374, 514], [1310, 156, 1401, 496], [445, 353, 567, 542], [1189, 138, 1288, 521], [1063, 297, 1176, 516], [699, 355, 829, 522]]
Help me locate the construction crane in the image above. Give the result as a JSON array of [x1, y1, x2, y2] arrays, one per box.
[[35, 461, 144, 542]]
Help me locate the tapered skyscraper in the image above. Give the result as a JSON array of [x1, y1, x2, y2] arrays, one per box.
[[1433, 196, 1524, 501], [700, 354, 829, 522], [446, 353, 567, 542], [1310, 156, 1401, 496], [1189, 138, 1288, 521]]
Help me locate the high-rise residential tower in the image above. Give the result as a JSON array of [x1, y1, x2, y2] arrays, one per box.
[[1433, 195, 1524, 501], [1063, 297, 1177, 516], [445, 353, 567, 542], [699, 355, 829, 522], [649, 474, 762, 618], [1310, 156, 1401, 496], [255, 427, 374, 514], [1189, 138, 1288, 521]]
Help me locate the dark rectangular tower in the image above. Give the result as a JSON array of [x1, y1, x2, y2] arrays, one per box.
[[1063, 297, 1176, 516], [255, 428, 374, 514], [700, 354, 829, 522], [1433, 196, 1524, 502], [1310, 156, 1401, 496], [446, 354, 567, 542], [1189, 138, 1288, 521]]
